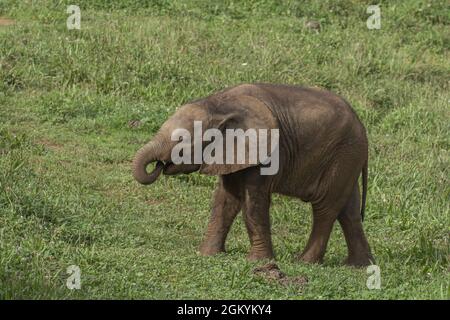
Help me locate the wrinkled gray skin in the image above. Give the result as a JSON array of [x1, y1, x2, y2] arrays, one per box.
[[133, 83, 374, 267]]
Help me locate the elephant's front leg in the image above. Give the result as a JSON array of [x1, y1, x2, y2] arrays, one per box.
[[199, 176, 242, 256], [242, 178, 274, 261]]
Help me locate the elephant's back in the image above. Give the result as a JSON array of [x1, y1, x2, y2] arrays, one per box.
[[217, 83, 363, 128], [250, 84, 368, 200], [197, 82, 366, 145], [247, 84, 364, 140]]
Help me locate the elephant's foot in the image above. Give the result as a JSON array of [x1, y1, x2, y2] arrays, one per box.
[[295, 253, 323, 265], [294, 248, 324, 264], [344, 254, 374, 268], [246, 248, 274, 261], [198, 243, 225, 256]]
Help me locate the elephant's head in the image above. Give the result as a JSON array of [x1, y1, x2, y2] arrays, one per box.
[[132, 95, 278, 185]]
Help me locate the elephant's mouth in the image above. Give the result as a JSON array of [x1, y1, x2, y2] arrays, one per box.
[[162, 161, 200, 175]]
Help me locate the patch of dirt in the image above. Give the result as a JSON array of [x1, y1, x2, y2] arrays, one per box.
[[0, 17, 15, 26], [37, 139, 62, 150], [128, 120, 142, 128], [253, 262, 308, 288], [146, 197, 165, 206], [304, 20, 321, 32]]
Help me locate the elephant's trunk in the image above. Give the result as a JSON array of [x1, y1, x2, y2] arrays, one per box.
[[132, 138, 165, 185]]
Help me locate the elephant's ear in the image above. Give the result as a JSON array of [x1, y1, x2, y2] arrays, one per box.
[[199, 95, 278, 176]]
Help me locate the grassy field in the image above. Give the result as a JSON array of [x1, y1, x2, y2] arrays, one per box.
[[0, 0, 448, 299]]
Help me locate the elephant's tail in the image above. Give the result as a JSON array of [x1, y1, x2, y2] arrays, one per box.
[[361, 160, 368, 222]]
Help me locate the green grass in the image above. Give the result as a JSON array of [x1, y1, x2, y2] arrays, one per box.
[[0, 0, 449, 299]]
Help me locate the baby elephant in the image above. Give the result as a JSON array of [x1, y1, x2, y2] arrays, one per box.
[[132, 83, 374, 267]]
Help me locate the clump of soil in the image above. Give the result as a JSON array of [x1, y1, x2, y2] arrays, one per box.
[[253, 262, 308, 289]]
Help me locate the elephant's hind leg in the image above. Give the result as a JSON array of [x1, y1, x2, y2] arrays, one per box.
[[296, 152, 362, 264], [199, 174, 242, 256], [296, 203, 339, 264], [338, 184, 374, 267]]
